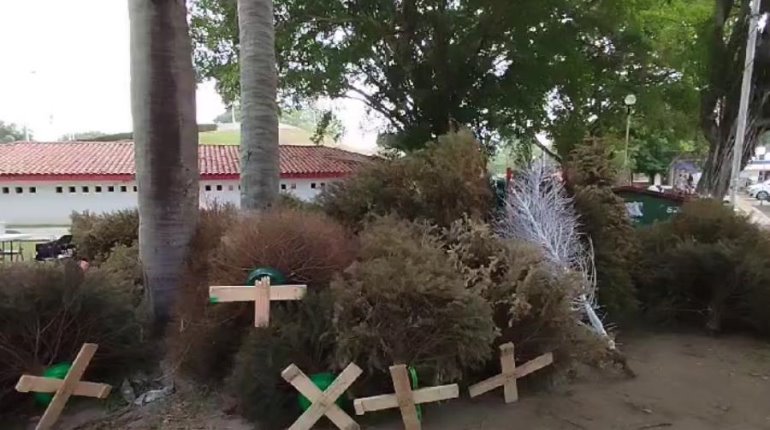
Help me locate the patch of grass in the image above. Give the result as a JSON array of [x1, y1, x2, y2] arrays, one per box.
[[199, 130, 240, 145], [198, 127, 328, 146]]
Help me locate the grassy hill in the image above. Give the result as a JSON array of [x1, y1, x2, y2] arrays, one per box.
[[199, 126, 321, 146]]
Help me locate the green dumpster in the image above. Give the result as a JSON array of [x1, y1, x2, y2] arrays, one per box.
[[613, 186, 689, 226]]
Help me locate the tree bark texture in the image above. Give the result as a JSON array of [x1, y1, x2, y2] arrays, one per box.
[[129, 0, 199, 324], [698, 0, 770, 197], [239, 0, 280, 210]]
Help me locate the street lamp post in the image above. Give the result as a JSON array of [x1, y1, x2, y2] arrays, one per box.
[[624, 94, 637, 183]]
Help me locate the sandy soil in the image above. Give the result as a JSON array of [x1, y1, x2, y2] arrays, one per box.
[[18, 332, 770, 430]]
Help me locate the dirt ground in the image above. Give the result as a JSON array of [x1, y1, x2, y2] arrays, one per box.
[[19, 332, 770, 430]]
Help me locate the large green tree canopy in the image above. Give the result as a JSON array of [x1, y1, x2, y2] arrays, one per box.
[[191, 0, 703, 154]]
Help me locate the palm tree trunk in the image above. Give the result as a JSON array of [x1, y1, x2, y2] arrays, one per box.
[[129, 0, 199, 325], [238, 0, 280, 210]]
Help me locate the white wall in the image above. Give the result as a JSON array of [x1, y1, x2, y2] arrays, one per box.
[[0, 177, 337, 226]]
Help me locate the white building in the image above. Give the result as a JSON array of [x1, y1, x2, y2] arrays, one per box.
[[0, 141, 369, 226]]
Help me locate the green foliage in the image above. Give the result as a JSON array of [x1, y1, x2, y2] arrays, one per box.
[[228, 291, 337, 429], [0, 262, 147, 412], [0, 120, 28, 143], [631, 129, 692, 179], [636, 199, 770, 334], [319, 130, 493, 228], [191, 0, 689, 152], [331, 216, 497, 383], [568, 141, 639, 320], [70, 210, 139, 262]]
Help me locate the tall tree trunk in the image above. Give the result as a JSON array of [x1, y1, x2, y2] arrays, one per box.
[[239, 0, 280, 210], [129, 0, 199, 325]]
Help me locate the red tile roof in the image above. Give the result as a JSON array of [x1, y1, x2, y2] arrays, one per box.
[[0, 141, 370, 181]]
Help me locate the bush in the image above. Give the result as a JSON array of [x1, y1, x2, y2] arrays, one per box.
[[567, 140, 639, 320], [444, 218, 611, 367], [71, 209, 139, 262], [212, 208, 357, 287], [332, 216, 497, 383], [0, 262, 147, 412], [319, 130, 493, 228], [228, 290, 337, 429], [636, 199, 770, 334], [168, 206, 355, 382], [99, 242, 143, 305]]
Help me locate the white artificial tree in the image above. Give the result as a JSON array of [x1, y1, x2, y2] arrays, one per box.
[[497, 161, 614, 348]]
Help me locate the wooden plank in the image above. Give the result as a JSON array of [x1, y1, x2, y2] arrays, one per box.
[[208, 286, 258, 302], [468, 351, 554, 399], [354, 393, 397, 415], [16, 376, 111, 398], [282, 363, 362, 430], [320, 363, 363, 430], [499, 343, 518, 403], [468, 373, 504, 398], [413, 384, 459, 404], [390, 364, 421, 430], [253, 278, 271, 327], [515, 352, 553, 379], [35, 343, 98, 430], [354, 383, 460, 414], [269, 285, 307, 301]]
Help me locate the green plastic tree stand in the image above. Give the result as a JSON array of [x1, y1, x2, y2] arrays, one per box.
[[34, 362, 72, 405], [298, 372, 344, 411]]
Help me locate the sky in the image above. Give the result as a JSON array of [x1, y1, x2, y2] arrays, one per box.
[[0, 0, 378, 153]]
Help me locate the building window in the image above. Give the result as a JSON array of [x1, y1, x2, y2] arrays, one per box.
[[15, 187, 23, 194], [108, 186, 115, 192], [2, 187, 9, 194], [69, 186, 76, 193], [280, 184, 287, 190], [82, 186, 89, 193], [238, 185, 241, 190], [290, 183, 297, 190], [29, 187, 36, 194], [56, 186, 63, 193], [228, 185, 234, 191], [320, 182, 326, 188], [133, 186, 138, 192], [120, 185, 127, 192], [95, 186, 102, 193], [205, 185, 211, 191], [216, 184, 223, 191], [311, 183, 317, 189]]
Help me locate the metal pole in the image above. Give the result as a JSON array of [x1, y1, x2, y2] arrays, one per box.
[[730, 0, 761, 206], [624, 108, 632, 183]]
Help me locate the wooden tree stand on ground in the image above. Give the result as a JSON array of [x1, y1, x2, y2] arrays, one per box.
[[209, 277, 307, 327], [354, 364, 459, 430], [468, 342, 553, 403], [282, 362, 363, 430], [15, 343, 112, 430]]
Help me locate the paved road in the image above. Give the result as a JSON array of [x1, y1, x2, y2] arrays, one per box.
[[734, 194, 770, 227]]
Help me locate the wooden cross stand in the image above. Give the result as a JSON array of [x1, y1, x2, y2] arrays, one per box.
[[209, 277, 306, 327], [468, 342, 553, 403], [354, 364, 459, 430], [282, 362, 363, 430], [15, 343, 112, 430]]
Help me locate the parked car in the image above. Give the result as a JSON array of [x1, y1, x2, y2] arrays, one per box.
[[748, 180, 770, 200]]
